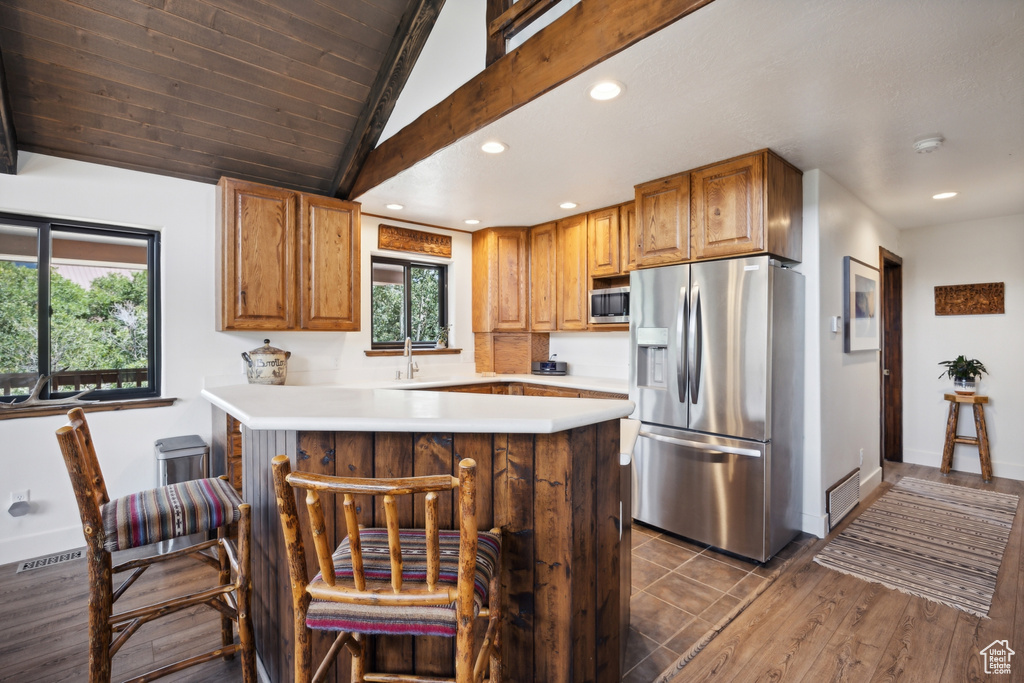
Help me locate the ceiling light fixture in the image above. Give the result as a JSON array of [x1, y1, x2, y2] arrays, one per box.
[[589, 80, 623, 101], [385, 203, 404, 210], [913, 135, 945, 154], [481, 141, 507, 154], [465, 219, 480, 225], [933, 192, 958, 200], [560, 202, 578, 210]]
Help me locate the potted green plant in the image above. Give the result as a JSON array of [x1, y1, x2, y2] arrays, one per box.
[[938, 355, 987, 395], [434, 324, 451, 349]]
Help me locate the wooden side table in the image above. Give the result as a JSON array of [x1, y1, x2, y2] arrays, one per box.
[[940, 393, 992, 482]]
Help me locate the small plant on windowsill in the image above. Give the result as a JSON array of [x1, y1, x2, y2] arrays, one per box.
[[938, 355, 987, 395], [435, 325, 451, 349]]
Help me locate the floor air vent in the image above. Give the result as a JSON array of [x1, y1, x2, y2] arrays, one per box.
[[826, 468, 860, 530], [16, 548, 84, 573]]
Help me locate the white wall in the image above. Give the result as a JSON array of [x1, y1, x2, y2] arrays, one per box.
[[901, 214, 1024, 479], [796, 169, 900, 536], [0, 153, 474, 565]]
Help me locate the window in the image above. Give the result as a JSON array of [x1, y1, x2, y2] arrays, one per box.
[[371, 256, 447, 349], [0, 214, 161, 403]]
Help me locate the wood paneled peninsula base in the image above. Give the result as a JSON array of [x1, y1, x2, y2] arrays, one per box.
[[202, 384, 634, 683]]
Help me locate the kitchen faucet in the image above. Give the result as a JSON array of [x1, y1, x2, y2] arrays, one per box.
[[404, 337, 418, 379]]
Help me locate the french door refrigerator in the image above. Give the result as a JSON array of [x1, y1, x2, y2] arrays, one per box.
[[629, 255, 803, 562]]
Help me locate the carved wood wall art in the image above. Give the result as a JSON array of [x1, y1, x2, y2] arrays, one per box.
[[934, 282, 1005, 316], [378, 224, 452, 257]]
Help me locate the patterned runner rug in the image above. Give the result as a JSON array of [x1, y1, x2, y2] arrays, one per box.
[[814, 477, 1019, 617]]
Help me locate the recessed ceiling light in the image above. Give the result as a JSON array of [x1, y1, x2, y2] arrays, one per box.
[[933, 192, 958, 200], [913, 135, 945, 153], [589, 80, 623, 101], [465, 219, 480, 225], [385, 203, 404, 210], [481, 141, 507, 154], [560, 202, 578, 210]]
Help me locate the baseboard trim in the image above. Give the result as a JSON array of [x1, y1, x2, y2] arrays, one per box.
[[860, 465, 882, 498], [801, 511, 828, 539], [0, 525, 85, 567]]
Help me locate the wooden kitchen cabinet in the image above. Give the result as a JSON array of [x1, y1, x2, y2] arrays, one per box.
[[530, 222, 558, 331], [217, 177, 360, 331], [557, 214, 589, 331], [690, 149, 802, 262], [634, 172, 690, 267], [620, 201, 637, 272], [524, 384, 581, 398], [587, 206, 621, 277], [472, 227, 530, 332]]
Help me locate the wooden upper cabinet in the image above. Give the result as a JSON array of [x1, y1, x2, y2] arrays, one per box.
[[557, 214, 589, 331], [299, 194, 360, 331], [634, 173, 690, 267], [217, 177, 361, 331], [587, 206, 621, 277], [218, 178, 296, 330], [530, 222, 558, 332], [691, 150, 802, 262], [620, 202, 637, 272], [472, 227, 530, 332]]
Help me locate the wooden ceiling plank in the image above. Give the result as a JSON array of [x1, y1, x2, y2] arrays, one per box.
[[3, 3, 366, 126], [0, 46, 17, 174], [8, 60, 340, 167], [331, 0, 446, 199], [0, 30, 359, 138], [350, 0, 716, 198], [3, 51, 353, 150]]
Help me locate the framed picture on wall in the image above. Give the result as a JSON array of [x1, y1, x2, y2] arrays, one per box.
[[844, 256, 880, 353]]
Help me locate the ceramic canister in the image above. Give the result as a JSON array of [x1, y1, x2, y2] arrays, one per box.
[[241, 339, 291, 385]]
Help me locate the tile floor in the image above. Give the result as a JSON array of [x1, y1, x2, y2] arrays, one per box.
[[623, 523, 810, 682]]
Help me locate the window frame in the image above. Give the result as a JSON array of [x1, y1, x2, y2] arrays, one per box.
[[370, 255, 448, 350], [0, 212, 162, 403]]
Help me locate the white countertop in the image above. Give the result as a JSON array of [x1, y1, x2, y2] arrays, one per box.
[[202, 376, 633, 434]]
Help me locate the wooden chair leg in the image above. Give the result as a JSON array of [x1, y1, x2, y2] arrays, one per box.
[[349, 632, 366, 683], [237, 504, 256, 683], [216, 526, 234, 655], [88, 548, 113, 682], [974, 404, 993, 482], [940, 399, 959, 474]]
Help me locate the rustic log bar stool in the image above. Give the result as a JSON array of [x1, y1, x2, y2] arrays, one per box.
[[940, 393, 993, 482], [272, 454, 502, 683], [55, 407, 256, 682]]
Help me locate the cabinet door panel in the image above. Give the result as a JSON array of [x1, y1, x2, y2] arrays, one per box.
[[299, 194, 360, 330], [620, 202, 637, 272], [530, 222, 558, 331], [496, 231, 529, 330], [587, 207, 620, 277], [557, 215, 589, 330], [220, 179, 296, 329], [635, 174, 689, 267], [692, 153, 764, 260]]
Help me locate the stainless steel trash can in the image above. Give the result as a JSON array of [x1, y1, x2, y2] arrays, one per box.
[[155, 435, 209, 554]]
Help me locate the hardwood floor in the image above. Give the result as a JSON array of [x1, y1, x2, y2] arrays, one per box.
[[674, 462, 1024, 682], [1, 461, 1019, 682]]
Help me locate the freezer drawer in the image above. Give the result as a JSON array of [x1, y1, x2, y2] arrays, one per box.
[[632, 426, 768, 561]]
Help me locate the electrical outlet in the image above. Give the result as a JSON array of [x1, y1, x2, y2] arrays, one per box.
[[11, 490, 29, 504]]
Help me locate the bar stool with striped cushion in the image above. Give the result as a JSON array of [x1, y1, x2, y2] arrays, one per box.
[[55, 407, 256, 682], [272, 454, 502, 683]]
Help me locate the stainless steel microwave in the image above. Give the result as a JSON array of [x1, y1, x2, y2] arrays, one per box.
[[589, 286, 629, 324]]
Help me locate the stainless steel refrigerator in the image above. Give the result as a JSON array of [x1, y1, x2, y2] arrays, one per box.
[[629, 255, 803, 562]]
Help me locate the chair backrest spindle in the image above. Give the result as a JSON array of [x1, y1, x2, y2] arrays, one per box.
[[306, 489, 335, 588], [341, 494, 365, 591], [383, 494, 403, 593], [425, 491, 440, 592]]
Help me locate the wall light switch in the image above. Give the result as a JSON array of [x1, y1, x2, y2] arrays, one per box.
[[830, 316, 841, 333]]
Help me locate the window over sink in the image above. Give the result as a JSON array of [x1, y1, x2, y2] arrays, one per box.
[[0, 213, 161, 403], [370, 256, 447, 350]]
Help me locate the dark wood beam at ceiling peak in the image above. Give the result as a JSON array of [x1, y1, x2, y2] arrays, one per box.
[[331, 0, 446, 199], [0, 46, 18, 174], [349, 0, 717, 199]]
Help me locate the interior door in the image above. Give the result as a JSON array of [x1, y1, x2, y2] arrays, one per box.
[[880, 247, 904, 463]]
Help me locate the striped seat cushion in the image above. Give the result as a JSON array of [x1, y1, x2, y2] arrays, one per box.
[[306, 528, 501, 637], [101, 478, 243, 552]]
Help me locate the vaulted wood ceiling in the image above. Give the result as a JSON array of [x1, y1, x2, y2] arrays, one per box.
[[0, 0, 442, 197]]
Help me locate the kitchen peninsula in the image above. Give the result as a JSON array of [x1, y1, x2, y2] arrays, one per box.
[[202, 382, 634, 683]]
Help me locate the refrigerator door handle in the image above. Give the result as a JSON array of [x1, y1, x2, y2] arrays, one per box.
[[676, 284, 688, 403], [638, 430, 763, 458], [687, 284, 702, 404]]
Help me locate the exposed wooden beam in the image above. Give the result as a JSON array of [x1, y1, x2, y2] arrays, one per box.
[[488, 0, 560, 40], [331, 0, 445, 199], [0, 47, 18, 174], [350, 0, 716, 199], [486, 0, 510, 66]]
